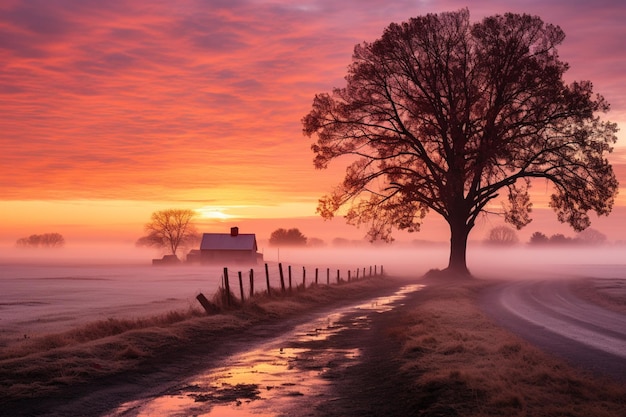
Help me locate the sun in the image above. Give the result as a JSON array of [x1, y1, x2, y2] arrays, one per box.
[[196, 206, 233, 220]]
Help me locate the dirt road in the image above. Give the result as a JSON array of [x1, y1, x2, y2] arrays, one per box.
[[2, 279, 428, 417], [100, 284, 426, 417], [479, 278, 626, 382]]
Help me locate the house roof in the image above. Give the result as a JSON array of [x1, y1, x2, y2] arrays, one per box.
[[200, 233, 257, 251]]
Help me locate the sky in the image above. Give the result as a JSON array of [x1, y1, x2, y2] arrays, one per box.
[[1, 0, 626, 248]]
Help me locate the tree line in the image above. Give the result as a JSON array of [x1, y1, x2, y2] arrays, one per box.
[[136, 208, 611, 261], [136, 209, 316, 258], [15, 233, 65, 248], [484, 226, 607, 247]]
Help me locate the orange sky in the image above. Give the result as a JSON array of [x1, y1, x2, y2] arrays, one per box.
[[2, 0, 626, 247]]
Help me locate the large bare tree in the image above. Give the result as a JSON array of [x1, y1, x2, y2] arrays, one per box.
[[302, 9, 618, 276], [137, 209, 199, 257]]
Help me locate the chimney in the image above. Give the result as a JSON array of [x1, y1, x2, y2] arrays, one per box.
[[230, 227, 239, 237]]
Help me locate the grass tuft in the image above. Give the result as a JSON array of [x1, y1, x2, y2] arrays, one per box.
[[115, 345, 145, 360]]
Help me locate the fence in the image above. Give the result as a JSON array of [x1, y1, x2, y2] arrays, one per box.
[[196, 262, 384, 312]]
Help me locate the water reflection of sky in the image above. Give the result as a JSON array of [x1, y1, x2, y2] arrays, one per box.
[[106, 284, 424, 417]]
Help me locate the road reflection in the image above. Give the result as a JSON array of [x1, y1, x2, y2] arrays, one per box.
[[106, 284, 424, 417]]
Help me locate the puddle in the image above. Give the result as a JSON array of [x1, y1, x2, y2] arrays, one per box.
[[106, 284, 424, 417]]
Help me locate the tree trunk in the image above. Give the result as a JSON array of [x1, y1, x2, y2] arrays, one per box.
[[446, 216, 471, 277]]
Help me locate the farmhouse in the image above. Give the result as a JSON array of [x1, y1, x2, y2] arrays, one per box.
[[189, 227, 262, 264]]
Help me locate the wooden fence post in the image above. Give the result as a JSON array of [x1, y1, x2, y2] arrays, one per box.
[[279, 263, 286, 292], [381, 265, 384, 276], [327, 267, 330, 285], [238, 271, 244, 303], [356, 268, 359, 280], [249, 269, 254, 298], [302, 266, 306, 289], [375, 265, 377, 276], [336, 269, 340, 284], [369, 266, 372, 277], [223, 267, 231, 307], [288, 265, 292, 290], [265, 263, 271, 296], [363, 267, 366, 278], [348, 270, 351, 282], [196, 293, 219, 314], [315, 267, 319, 285]]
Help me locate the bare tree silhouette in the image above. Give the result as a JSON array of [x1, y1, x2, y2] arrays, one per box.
[[137, 209, 199, 257], [303, 9, 618, 276], [485, 226, 519, 246]]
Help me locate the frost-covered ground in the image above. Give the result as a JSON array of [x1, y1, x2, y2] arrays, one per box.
[[0, 263, 223, 340], [0, 245, 394, 345], [1, 244, 624, 346]]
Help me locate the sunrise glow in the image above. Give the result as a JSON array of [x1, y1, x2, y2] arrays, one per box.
[[2, 0, 626, 245], [196, 207, 234, 220]]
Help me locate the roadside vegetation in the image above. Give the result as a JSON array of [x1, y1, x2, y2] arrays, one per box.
[[393, 278, 626, 416]]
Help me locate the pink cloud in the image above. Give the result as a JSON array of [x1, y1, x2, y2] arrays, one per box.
[[1, 0, 625, 204]]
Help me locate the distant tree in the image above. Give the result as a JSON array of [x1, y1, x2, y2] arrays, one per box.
[[549, 233, 574, 245], [528, 231, 549, 245], [136, 209, 199, 257], [307, 237, 327, 247], [302, 9, 618, 276], [15, 233, 65, 248], [575, 228, 607, 246], [269, 228, 307, 246], [485, 226, 519, 246], [332, 237, 351, 247]]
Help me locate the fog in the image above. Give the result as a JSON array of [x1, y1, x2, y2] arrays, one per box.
[[271, 244, 626, 280], [1, 244, 160, 266], [2, 240, 624, 269], [1, 242, 624, 346]]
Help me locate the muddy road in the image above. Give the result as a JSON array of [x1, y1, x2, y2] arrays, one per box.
[[100, 284, 424, 417], [6, 282, 425, 417]]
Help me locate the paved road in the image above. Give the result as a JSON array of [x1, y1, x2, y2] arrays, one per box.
[[480, 278, 626, 382]]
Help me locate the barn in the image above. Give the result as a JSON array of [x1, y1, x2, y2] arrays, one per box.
[[192, 227, 262, 264]]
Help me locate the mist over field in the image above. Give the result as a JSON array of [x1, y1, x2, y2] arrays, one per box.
[[2, 241, 625, 275], [2, 241, 624, 343], [2, 241, 625, 415], [267, 244, 626, 279]]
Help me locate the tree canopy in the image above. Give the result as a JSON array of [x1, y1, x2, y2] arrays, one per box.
[[302, 9, 618, 275], [269, 228, 308, 246], [136, 209, 199, 257], [528, 228, 607, 246], [528, 231, 549, 245]]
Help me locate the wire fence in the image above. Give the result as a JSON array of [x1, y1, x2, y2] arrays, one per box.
[[196, 262, 384, 312]]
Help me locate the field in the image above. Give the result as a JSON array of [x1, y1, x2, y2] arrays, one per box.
[[1, 245, 625, 415], [0, 244, 446, 345]]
